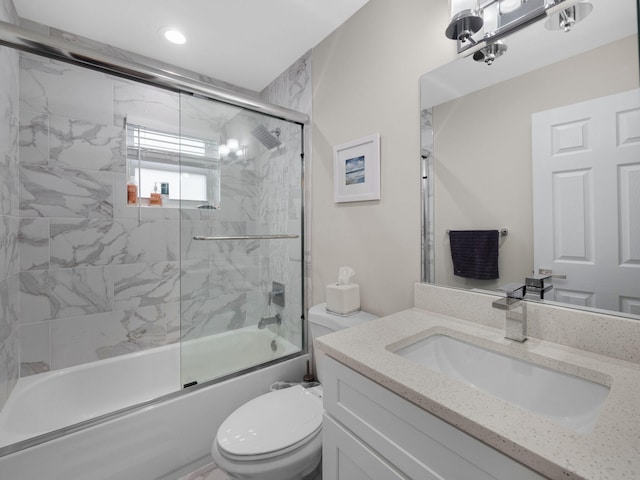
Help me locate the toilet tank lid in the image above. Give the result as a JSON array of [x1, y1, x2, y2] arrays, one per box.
[[216, 385, 322, 457], [308, 303, 378, 332]]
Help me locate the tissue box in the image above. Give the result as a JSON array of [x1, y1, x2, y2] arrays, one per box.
[[326, 283, 360, 315]]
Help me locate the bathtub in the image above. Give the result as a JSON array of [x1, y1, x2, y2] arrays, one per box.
[[0, 326, 306, 480]]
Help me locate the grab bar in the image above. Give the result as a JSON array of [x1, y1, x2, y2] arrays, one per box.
[[193, 234, 300, 241]]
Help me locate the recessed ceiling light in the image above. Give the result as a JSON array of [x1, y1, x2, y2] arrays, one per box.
[[160, 27, 187, 45]]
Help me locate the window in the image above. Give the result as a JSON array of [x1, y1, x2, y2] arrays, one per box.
[[126, 122, 220, 208]]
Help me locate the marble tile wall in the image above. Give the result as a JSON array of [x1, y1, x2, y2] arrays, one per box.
[[259, 51, 311, 349], [17, 52, 185, 374], [0, 0, 20, 410], [421, 108, 435, 283]]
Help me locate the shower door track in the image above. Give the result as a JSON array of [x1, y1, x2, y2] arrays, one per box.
[[0, 20, 309, 125]]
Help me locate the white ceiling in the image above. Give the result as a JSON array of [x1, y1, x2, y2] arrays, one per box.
[[13, 0, 370, 92]]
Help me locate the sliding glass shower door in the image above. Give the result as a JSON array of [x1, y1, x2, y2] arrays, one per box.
[[178, 94, 304, 387]]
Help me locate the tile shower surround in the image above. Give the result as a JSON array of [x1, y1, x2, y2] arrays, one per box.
[[13, 49, 308, 377], [0, 0, 20, 410]]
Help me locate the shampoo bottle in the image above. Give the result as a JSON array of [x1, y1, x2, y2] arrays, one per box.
[[127, 176, 138, 205]]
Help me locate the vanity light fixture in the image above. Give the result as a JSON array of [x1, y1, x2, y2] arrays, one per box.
[[219, 138, 247, 158], [545, 0, 593, 32], [445, 0, 593, 64], [445, 0, 484, 44]]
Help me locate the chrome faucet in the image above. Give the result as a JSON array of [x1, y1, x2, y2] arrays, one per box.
[[258, 313, 281, 329], [492, 283, 527, 342], [524, 274, 553, 300]]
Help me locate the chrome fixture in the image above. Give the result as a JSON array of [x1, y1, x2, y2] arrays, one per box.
[[473, 41, 508, 64], [545, 0, 593, 31], [251, 125, 282, 150], [492, 283, 527, 342], [445, 227, 509, 236], [445, 0, 594, 64], [258, 314, 282, 329], [0, 20, 309, 125], [525, 274, 553, 300], [445, 2, 484, 44], [269, 282, 285, 307], [193, 233, 299, 241]]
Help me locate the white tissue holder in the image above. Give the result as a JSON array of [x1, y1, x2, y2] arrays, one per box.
[[326, 283, 360, 316]]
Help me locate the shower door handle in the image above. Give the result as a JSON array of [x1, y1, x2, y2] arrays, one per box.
[[193, 234, 300, 241]]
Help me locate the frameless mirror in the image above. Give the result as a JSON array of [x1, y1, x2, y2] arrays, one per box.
[[420, 0, 640, 318]]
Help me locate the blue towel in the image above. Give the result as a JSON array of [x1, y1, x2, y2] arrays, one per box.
[[448, 230, 499, 280]]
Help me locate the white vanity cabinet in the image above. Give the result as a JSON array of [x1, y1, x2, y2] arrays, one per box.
[[322, 357, 547, 480]]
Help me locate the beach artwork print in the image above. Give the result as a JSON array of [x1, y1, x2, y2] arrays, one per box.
[[333, 133, 380, 203], [345, 155, 365, 185]]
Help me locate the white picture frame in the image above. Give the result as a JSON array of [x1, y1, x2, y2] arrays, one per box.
[[333, 133, 381, 203]]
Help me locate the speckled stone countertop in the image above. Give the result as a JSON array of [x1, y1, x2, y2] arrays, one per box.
[[315, 307, 640, 480]]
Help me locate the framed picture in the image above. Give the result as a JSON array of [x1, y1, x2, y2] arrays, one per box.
[[333, 133, 381, 203]]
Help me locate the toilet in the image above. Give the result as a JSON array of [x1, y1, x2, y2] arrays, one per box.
[[211, 303, 377, 480]]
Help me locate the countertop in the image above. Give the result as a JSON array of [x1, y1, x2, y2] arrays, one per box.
[[314, 307, 640, 480]]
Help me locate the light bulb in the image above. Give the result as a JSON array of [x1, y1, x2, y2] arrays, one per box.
[[500, 0, 522, 14], [159, 27, 187, 45]]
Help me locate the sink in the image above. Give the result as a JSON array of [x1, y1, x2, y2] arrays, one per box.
[[394, 334, 609, 433]]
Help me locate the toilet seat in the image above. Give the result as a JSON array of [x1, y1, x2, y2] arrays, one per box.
[[216, 385, 323, 460]]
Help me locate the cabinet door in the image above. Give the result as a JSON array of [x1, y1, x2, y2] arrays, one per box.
[[323, 415, 411, 480], [323, 357, 547, 480]]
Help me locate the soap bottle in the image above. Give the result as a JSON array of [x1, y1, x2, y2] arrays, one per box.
[[127, 176, 138, 205], [150, 182, 163, 206]]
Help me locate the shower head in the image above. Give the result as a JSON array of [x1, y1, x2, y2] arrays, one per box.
[[251, 125, 282, 150]]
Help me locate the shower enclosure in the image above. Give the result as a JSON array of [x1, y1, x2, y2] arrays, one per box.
[[0, 17, 307, 459], [177, 94, 305, 387]]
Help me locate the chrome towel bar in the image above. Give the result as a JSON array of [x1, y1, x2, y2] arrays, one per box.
[[193, 234, 300, 241], [446, 228, 509, 237]]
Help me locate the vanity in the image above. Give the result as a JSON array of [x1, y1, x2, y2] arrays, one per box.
[[315, 284, 640, 480]]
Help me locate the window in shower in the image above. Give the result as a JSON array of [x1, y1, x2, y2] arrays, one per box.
[[126, 122, 221, 208]]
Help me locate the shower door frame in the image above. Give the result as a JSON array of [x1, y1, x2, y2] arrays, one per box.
[[0, 18, 309, 457]]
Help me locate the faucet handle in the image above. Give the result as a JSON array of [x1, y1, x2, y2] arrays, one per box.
[[526, 274, 551, 289], [538, 268, 567, 280], [497, 283, 526, 299]]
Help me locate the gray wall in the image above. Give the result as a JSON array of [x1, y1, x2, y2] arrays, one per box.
[[0, 0, 20, 410]]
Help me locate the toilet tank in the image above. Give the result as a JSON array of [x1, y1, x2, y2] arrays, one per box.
[[308, 303, 377, 382]]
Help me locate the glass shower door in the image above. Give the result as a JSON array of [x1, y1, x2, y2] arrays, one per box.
[[179, 93, 304, 387]]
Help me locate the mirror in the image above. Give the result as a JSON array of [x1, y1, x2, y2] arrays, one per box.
[[420, 0, 640, 318]]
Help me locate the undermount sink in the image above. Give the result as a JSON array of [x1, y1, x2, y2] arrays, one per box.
[[394, 334, 610, 433]]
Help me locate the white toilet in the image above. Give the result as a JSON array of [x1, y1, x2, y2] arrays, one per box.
[[211, 303, 377, 480]]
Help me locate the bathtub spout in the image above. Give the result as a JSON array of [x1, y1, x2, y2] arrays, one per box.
[[258, 314, 282, 329]]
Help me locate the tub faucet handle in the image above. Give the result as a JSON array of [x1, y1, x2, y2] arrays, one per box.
[[268, 281, 285, 307]]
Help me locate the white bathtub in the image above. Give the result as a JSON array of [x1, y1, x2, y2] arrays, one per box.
[[0, 326, 306, 480]]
